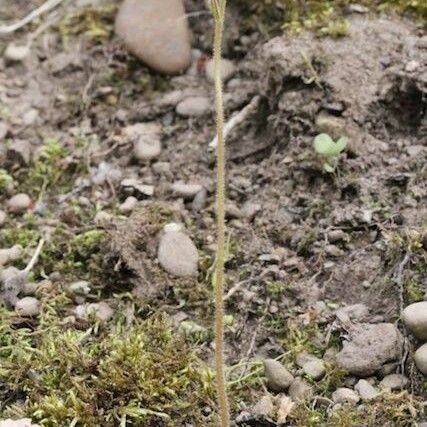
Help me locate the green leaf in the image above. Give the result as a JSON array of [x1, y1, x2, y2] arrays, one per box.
[[313, 133, 348, 157]]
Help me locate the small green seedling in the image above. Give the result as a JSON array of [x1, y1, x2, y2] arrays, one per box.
[[313, 133, 348, 172]]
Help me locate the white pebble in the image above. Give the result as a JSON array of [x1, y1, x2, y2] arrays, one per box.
[[119, 196, 139, 213], [205, 58, 236, 82], [171, 182, 203, 200], [15, 297, 40, 317], [176, 96, 210, 117], [414, 343, 427, 375], [7, 193, 32, 213], [4, 43, 30, 62]]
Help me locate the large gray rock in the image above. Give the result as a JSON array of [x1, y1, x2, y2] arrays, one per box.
[[115, 0, 192, 75], [414, 343, 427, 376], [158, 229, 198, 277], [402, 302, 427, 341], [336, 323, 403, 376]]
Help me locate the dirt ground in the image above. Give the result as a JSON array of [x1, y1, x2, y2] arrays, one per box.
[[0, 0, 426, 426]]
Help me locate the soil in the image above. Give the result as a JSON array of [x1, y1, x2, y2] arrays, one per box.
[[0, 0, 426, 425]]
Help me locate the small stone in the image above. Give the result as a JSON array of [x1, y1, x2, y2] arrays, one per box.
[[120, 178, 155, 197], [263, 359, 294, 392], [22, 109, 39, 126], [7, 193, 32, 213], [302, 359, 326, 380], [7, 140, 31, 165], [115, 0, 192, 74], [94, 211, 113, 226], [332, 387, 360, 405], [4, 43, 30, 62], [336, 323, 403, 376], [251, 394, 274, 417], [68, 280, 91, 296], [328, 229, 347, 242], [119, 196, 139, 213], [171, 182, 203, 200], [15, 297, 40, 317], [91, 162, 122, 185], [192, 188, 208, 212], [75, 302, 114, 322], [405, 60, 419, 72], [414, 343, 427, 376], [379, 374, 409, 390], [402, 302, 427, 341], [158, 230, 198, 277], [336, 304, 369, 323], [176, 96, 211, 117], [124, 122, 162, 161], [288, 378, 313, 401], [205, 58, 236, 82], [0, 245, 22, 267], [325, 244, 344, 257], [0, 210, 6, 226], [354, 379, 380, 400], [0, 419, 40, 427], [242, 202, 261, 221]]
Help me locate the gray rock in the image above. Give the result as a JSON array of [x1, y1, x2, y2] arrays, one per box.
[[402, 302, 427, 341], [379, 374, 409, 390], [336, 304, 369, 323], [327, 229, 347, 242], [263, 359, 294, 392], [242, 202, 261, 221], [158, 230, 198, 277], [418, 423, 427, 427], [288, 378, 313, 401], [4, 43, 30, 62], [171, 182, 203, 200], [354, 379, 380, 400], [325, 244, 344, 257], [205, 58, 236, 82], [74, 302, 114, 322], [176, 96, 210, 117], [7, 140, 31, 165], [192, 188, 208, 212], [7, 193, 32, 213], [302, 359, 326, 380], [336, 323, 403, 376], [0, 122, 9, 140], [0, 245, 22, 267], [251, 394, 274, 417], [15, 297, 40, 317], [332, 387, 360, 405], [124, 122, 162, 161], [296, 351, 318, 367], [0, 210, 7, 227], [115, 0, 192, 74], [119, 196, 139, 213], [414, 344, 427, 375]]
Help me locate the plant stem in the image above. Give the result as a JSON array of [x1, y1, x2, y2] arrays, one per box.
[[212, 1, 230, 426]]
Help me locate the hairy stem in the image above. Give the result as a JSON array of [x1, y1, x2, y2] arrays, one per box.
[[212, 1, 230, 426]]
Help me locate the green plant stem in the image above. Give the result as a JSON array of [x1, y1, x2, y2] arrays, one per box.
[[212, 3, 230, 426]]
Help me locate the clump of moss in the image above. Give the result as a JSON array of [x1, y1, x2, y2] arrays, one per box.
[[0, 302, 215, 426], [57, 4, 117, 47], [236, 0, 426, 35]]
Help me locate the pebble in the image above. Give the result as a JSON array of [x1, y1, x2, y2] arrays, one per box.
[[0, 245, 22, 267], [176, 96, 211, 117], [251, 394, 274, 417], [414, 343, 427, 375], [242, 202, 261, 221], [205, 58, 236, 82], [336, 323, 403, 376], [402, 302, 427, 341], [4, 43, 30, 62], [325, 244, 344, 257], [124, 122, 162, 161], [336, 304, 369, 323], [0, 122, 9, 140], [288, 378, 313, 401], [7, 193, 32, 213], [7, 140, 31, 165], [15, 297, 40, 317], [91, 162, 122, 185], [354, 379, 380, 400], [0, 210, 6, 226], [263, 359, 294, 391], [379, 374, 409, 390], [119, 196, 139, 213], [332, 387, 360, 405], [115, 0, 192, 74], [158, 229, 198, 277], [171, 182, 203, 200], [327, 229, 347, 242], [302, 359, 326, 380], [68, 280, 91, 296], [192, 188, 208, 212], [74, 302, 114, 322]]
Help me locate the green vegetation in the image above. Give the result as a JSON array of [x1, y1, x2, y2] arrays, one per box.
[[313, 133, 348, 172], [0, 298, 215, 426], [236, 0, 426, 35], [0, 168, 13, 191]]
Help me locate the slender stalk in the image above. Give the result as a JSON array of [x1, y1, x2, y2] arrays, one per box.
[[211, 1, 230, 426]]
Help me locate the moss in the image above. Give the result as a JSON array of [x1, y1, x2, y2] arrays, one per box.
[[0, 298, 216, 426], [57, 4, 117, 47], [236, 0, 426, 35], [0, 168, 13, 191]]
